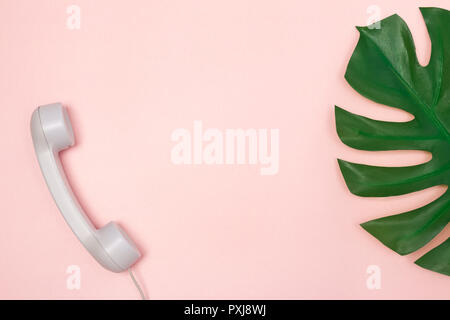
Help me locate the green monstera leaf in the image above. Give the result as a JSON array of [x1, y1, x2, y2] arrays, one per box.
[[336, 7, 450, 276]]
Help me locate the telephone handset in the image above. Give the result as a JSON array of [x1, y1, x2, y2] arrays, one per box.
[[31, 103, 141, 272]]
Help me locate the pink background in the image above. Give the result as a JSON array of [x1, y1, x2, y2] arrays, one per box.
[[1, 0, 449, 299]]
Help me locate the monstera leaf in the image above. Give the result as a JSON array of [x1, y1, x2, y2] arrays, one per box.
[[336, 7, 450, 276]]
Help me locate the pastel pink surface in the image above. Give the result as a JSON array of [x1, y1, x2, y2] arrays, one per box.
[[1, 0, 449, 299]]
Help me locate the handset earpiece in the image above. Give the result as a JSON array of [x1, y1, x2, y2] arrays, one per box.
[[31, 103, 141, 273]]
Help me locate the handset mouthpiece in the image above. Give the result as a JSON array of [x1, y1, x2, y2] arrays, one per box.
[[38, 103, 75, 151]]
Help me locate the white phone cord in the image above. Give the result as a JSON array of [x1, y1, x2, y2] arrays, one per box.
[[128, 268, 146, 300]]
